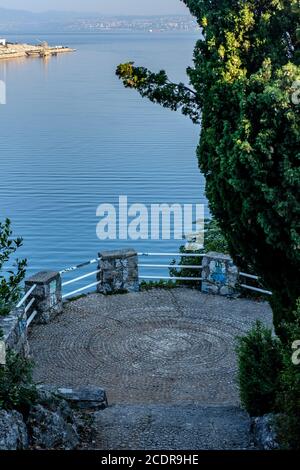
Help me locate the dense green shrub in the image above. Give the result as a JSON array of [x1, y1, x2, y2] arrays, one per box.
[[0, 346, 37, 413], [0, 219, 27, 316], [236, 321, 282, 416], [276, 300, 300, 449], [236, 302, 300, 448], [276, 353, 300, 449]]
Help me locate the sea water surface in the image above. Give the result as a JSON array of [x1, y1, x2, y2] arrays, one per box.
[[0, 32, 206, 284]]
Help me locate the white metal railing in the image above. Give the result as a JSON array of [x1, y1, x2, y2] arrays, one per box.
[[16, 283, 37, 308], [138, 252, 205, 258], [8, 251, 271, 341], [140, 276, 203, 281], [139, 264, 202, 269], [61, 257, 102, 300], [239, 272, 272, 296], [59, 252, 273, 299], [62, 269, 101, 288], [138, 252, 272, 295], [24, 296, 35, 314], [16, 283, 38, 328], [138, 252, 204, 282], [26, 310, 38, 327], [60, 258, 99, 275], [240, 284, 272, 296], [240, 272, 259, 281], [62, 280, 102, 300], [60, 253, 205, 298]]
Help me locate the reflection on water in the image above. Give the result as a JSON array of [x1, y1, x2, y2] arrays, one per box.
[[0, 32, 207, 283]]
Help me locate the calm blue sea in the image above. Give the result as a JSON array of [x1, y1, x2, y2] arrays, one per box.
[[0, 32, 207, 286]]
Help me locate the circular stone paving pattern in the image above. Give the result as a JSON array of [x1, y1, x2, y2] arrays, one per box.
[[87, 318, 233, 373], [29, 289, 272, 405]]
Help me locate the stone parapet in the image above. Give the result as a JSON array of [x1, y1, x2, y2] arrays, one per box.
[[97, 249, 139, 294], [201, 252, 239, 297]]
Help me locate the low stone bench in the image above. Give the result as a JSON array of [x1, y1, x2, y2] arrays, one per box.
[[37, 385, 108, 411]]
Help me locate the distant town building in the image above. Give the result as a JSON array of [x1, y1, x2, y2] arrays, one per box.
[[0, 39, 6, 46]]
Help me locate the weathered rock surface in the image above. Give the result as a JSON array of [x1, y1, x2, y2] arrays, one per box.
[[27, 405, 79, 450], [27, 390, 80, 450], [251, 414, 279, 450], [37, 385, 108, 410], [0, 410, 28, 450], [0, 386, 104, 450]]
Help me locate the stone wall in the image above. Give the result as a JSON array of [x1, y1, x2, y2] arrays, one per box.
[[1, 270, 63, 359], [0, 306, 29, 358], [201, 252, 239, 297]]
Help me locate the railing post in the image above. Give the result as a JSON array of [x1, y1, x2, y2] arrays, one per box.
[[25, 271, 62, 324], [97, 249, 139, 295], [201, 252, 239, 297]]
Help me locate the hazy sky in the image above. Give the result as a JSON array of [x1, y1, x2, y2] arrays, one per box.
[[0, 0, 188, 15]]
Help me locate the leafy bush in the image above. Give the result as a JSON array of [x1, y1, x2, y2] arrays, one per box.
[[0, 345, 37, 413], [276, 300, 300, 449], [0, 219, 27, 316], [169, 218, 229, 286], [236, 302, 300, 448], [203, 219, 229, 254], [169, 245, 203, 287], [236, 321, 282, 416], [140, 279, 179, 291], [276, 353, 300, 449]]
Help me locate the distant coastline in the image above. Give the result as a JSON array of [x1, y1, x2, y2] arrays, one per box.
[[0, 8, 199, 34]]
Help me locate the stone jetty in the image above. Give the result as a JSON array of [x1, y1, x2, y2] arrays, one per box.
[[0, 41, 75, 61]]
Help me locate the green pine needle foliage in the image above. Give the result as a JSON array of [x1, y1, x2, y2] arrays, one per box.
[[117, 0, 300, 339]]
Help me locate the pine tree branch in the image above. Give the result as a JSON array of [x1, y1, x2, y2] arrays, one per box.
[[116, 62, 201, 124]]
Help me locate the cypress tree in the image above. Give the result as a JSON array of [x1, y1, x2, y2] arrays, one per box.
[[117, 1, 300, 337]]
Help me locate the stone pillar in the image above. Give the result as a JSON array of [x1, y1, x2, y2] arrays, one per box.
[[201, 252, 239, 297], [25, 271, 62, 324], [97, 249, 139, 295]]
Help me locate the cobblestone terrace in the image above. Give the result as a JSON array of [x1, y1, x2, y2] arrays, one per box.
[[29, 288, 272, 406]]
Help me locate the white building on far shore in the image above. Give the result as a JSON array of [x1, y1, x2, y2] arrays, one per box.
[[0, 39, 7, 46]]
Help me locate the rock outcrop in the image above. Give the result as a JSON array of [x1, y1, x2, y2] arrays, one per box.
[[0, 385, 107, 450], [27, 402, 79, 450], [251, 414, 279, 450], [0, 410, 28, 450]]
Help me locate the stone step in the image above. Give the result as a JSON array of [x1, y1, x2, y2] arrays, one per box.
[[93, 404, 253, 450]]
